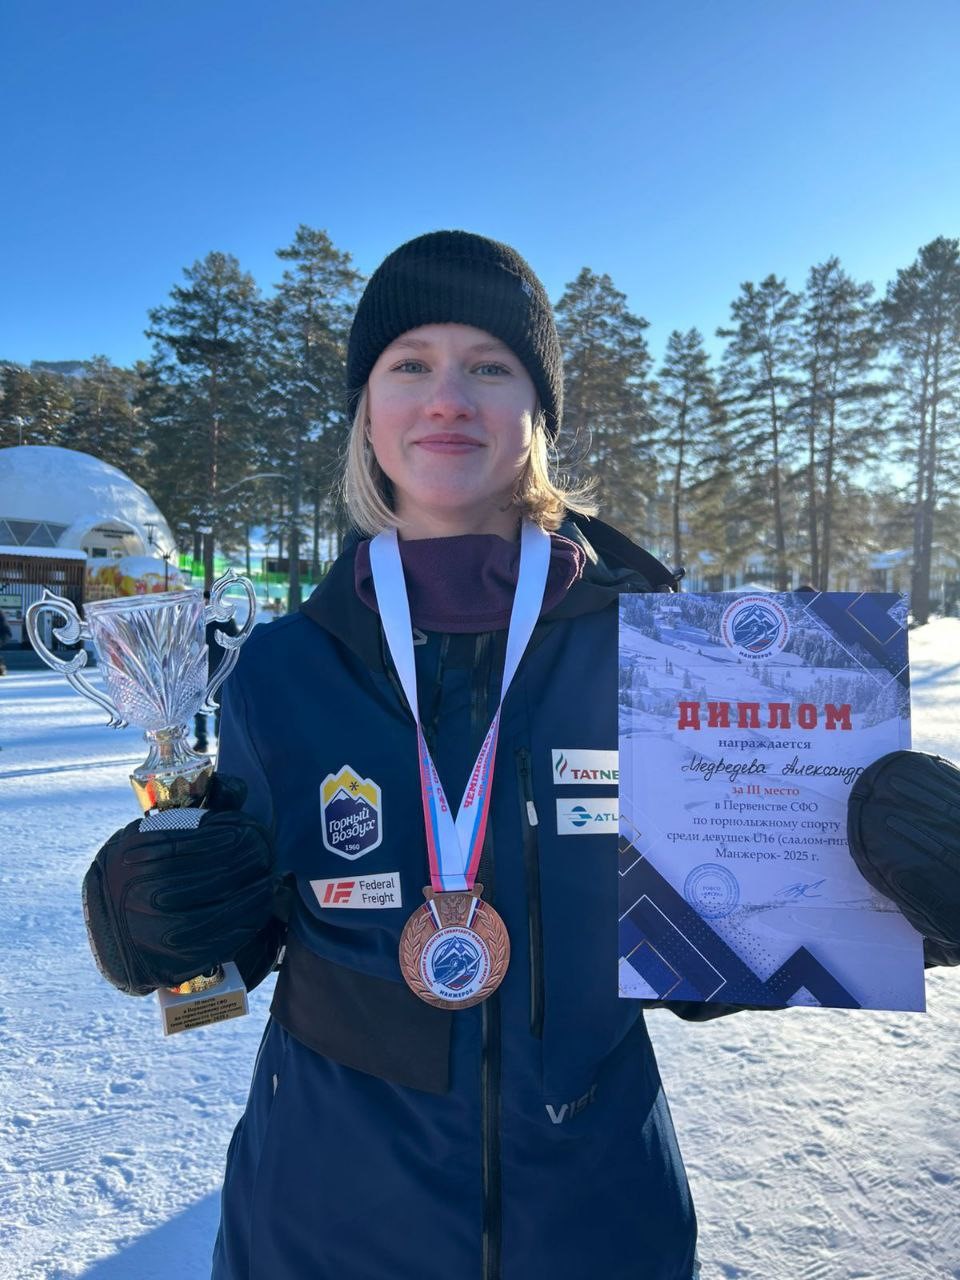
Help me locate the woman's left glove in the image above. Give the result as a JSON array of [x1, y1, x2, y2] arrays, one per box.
[[848, 750, 960, 966], [82, 776, 278, 995]]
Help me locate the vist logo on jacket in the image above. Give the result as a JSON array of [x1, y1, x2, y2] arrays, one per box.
[[545, 1082, 598, 1124]]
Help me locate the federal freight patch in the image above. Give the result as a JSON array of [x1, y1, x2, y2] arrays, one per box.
[[310, 872, 402, 909], [320, 765, 383, 860]]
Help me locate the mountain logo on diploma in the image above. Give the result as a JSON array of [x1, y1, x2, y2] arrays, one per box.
[[720, 595, 790, 659]]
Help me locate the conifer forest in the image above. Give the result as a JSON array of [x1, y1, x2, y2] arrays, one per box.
[[3, 228, 959, 621]]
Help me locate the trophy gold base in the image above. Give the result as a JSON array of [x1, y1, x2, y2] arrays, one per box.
[[157, 961, 248, 1036], [130, 730, 214, 812], [168, 967, 225, 995]]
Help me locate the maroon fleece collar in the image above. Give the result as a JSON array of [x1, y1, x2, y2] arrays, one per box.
[[354, 532, 585, 633]]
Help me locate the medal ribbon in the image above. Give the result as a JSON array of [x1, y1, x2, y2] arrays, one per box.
[[369, 520, 551, 892]]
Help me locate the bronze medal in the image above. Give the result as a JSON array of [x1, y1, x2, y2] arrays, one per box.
[[399, 884, 510, 1010], [371, 524, 547, 1015]]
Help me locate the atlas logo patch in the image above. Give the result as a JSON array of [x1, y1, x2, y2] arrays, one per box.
[[320, 765, 383, 860], [551, 748, 619, 785], [310, 872, 402, 909], [556, 798, 618, 835]]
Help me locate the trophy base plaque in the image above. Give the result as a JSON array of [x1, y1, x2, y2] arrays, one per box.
[[157, 961, 249, 1036]]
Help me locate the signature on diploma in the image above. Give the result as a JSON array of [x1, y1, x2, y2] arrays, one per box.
[[776, 878, 827, 901]]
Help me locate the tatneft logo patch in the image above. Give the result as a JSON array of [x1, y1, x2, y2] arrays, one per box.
[[320, 765, 383, 860], [310, 872, 402, 909], [551, 749, 619, 785], [556, 799, 618, 835]]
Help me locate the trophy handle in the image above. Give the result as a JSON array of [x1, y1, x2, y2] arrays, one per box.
[[200, 569, 257, 712], [24, 591, 127, 728]]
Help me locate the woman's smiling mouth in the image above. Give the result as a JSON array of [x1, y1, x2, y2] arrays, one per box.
[[414, 434, 484, 453]]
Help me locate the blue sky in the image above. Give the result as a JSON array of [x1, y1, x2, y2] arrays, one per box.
[[2, 0, 958, 371]]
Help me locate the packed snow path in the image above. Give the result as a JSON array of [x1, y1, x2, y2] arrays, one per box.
[[2, 621, 959, 1280]]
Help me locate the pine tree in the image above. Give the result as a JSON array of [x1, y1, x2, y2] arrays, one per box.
[[717, 276, 802, 589], [881, 237, 960, 624], [143, 251, 264, 585], [64, 357, 146, 482], [655, 328, 725, 570], [0, 364, 74, 449], [797, 259, 883, 587], [555, 268, 656, 541], [265, 226, 362, 608]]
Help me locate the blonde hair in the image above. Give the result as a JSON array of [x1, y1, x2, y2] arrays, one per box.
[[341, 388, 597, 536]]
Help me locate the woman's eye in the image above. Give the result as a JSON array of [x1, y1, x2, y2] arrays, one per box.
[[391, 359, 427, 373], [474, 362, 511, 376]]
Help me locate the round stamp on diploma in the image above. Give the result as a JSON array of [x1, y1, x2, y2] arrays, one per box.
[[683, 863, 740, 919]]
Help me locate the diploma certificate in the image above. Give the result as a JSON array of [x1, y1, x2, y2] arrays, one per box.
[[617, 591, 924, 1012]]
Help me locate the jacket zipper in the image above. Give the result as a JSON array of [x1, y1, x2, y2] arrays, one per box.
[[481, 990, 502, 1280], [516, 747, 544, 1038], [472, 631, 494, 888], [397, 628, 504, 1277], [472, 631, 502, 1280], [380, 628, 449, 752], [385, 620, 504, 1275]]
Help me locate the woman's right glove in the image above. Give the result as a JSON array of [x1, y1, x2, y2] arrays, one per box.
[[848, 750, 960, 967], [82, 776, 280, 996]]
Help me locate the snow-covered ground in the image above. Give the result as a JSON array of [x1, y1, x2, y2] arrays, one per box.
[[2, 621, 959, 1280]]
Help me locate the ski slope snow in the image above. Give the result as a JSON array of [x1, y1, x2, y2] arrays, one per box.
[[1, 620, 958, 1279]]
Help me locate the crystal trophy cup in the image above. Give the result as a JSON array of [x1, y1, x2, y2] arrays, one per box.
[[25, 570, 258, 1035]]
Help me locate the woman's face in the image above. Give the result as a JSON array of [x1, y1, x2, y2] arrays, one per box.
[[366, 323, 537, 539]]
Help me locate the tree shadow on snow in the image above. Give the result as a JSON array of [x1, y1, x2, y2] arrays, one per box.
[[912, 660, 960, 685], [79, 1191, 220, 1280]]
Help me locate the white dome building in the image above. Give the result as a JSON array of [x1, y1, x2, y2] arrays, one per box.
[[0, 444, 176, 559], [0, 447, 180, 648]]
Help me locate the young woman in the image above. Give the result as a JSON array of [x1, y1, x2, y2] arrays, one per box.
[[84, 231, 960, 1280]]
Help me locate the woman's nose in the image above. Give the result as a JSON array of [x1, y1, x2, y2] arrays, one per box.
[[425, 367, 476, 419]]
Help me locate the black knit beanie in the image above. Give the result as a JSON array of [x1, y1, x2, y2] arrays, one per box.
[[347, 230, 563, 439]]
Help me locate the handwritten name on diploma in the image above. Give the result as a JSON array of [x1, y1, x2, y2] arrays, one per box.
[[680, 753, 863, 788], [682, 754, 767, 783]]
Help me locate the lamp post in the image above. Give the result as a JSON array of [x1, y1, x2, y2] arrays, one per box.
[[159, 547, 175, 591], [196, 523, 214, 593], [175, 523, 192, 583]]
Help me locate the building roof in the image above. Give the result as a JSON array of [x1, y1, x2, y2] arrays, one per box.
[[0, 445, 175, 555], [0, 545, 87, 560]]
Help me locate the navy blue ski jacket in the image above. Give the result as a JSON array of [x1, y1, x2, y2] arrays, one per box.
[[212, 516, 714, 1280]]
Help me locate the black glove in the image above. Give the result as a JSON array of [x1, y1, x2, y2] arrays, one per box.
[[848, 750, 960, 967], [82, 775, 280, 995]]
